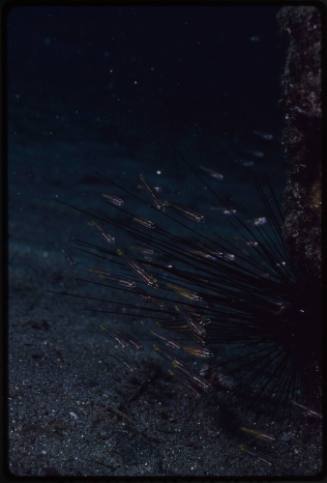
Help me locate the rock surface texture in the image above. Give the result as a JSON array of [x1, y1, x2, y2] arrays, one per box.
[[278, 6, 322, 278]]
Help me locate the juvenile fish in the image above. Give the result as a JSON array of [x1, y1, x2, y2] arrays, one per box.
[[189, 249, 218, 261], [200, 165, 224, 180], [133, 217, 156, 229], [89, 220, 116, 244], [166, 283, 202, 302], [139, 174, 168, 211], [170, 203, 205, 223], [151, 331, 181, 350], [240, 426, 275, 442], [245, 149, 264, 159], [102, 193, 125, 207], [183, 346, 212, 359], [291, 401, 322, 419], [128, 260, 159, 288], [253, 130, 274, 141], [253, 216, 267, 226]]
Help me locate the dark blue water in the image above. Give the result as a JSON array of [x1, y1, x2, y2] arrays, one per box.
[[7, 4, 286, 251]]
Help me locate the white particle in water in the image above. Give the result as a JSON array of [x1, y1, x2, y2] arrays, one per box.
[[156, 170, 162, 175]]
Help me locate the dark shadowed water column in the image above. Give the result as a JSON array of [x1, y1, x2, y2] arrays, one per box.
[[278, 6, 322, 279]]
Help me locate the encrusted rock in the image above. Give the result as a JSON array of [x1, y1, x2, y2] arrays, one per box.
[[278, 6, 322, 278]]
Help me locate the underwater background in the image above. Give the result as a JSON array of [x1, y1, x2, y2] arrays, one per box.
[[6, 5, 322, 477]]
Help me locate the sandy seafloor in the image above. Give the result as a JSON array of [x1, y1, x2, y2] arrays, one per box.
[[7, 99, 323, 477]]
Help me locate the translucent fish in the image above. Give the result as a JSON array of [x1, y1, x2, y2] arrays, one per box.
[[246, 240, 259, 247], [240, 445, 272, 466], [245, 149, 264, 159], [224, 253, 236, 261], [102, 193, 125, 207], [172, 359, 210, 390], [141, 248, 154, 257], [215, 371, 235, 389], [114, 335, 128, 349], [209, 250, 222, 262], [128, 260, 159, 288], [291, 401, 322, 419], [253, 216, 267, 226], [188, 249, 217, 262], [188, 320, 207, 338], [166, 283, 202, 302], [172, 359, 185, 369], [139, 247, 155, 261], [240, 159, 255, 168], [183, 346, 212, 359], [211, 250, 235, 261], [200, 165, 224, 180], [240, 426, 275, 442], [174, 305, 207, 337], [223, 208, 237, 215], [102, 233, 115, 244], [126, 336, 143, 350], [170, 203, 205, 223], [89, 220, 116, 244], [88, 268, 111, 279], [191, 314, 212, 328], [276, 261, 287, 268], [253, 130, 274, 141], [151, 331, 181, 350], [117, 279, 137, 289], [249, 35, 261, 42], [153, 345, 175, 364], [199, 364, 210, 377], [112, 330, 142, 351], [139, 174, 168, 211], [191, 375, 210, 391], [61, 248, 75, 266], [133, 217, 156, 230]]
